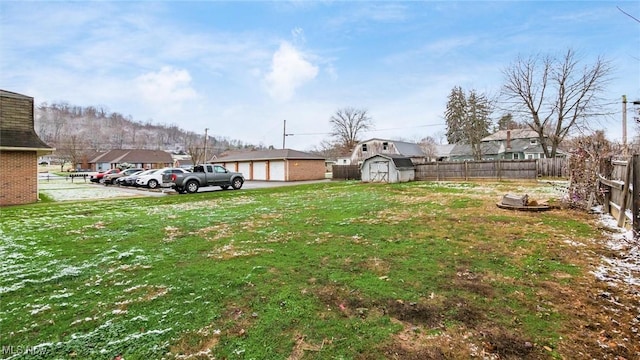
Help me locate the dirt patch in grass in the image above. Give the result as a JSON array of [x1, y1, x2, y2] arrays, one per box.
[[452, 268, 495, 298], [287, 333, 325, 360], [167, 323, 220, 359], [192, 223, 233, 241], [478, 327, 540, 359]]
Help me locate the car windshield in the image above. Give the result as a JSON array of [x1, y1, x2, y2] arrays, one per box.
[[137, 169, 158, 176]]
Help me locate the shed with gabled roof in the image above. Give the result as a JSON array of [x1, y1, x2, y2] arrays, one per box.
[[360, 154, 415, 183], [213, 149, 326, 181]]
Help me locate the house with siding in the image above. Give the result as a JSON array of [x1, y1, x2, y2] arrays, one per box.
[[350, 138, 427, 165], [213, 149, 326, 181], [449, 129, 566, 161], [0, 90, 54, 206], [88, 149, 173, 171]]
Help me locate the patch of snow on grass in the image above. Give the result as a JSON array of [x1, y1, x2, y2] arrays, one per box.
[[39, 179, 148, 201], [591, 207, 639, 288], [30, 304, 51, 315]]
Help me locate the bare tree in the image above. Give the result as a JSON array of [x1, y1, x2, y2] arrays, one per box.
[[501, 49, 612, 158], [57, 134, 90, 171], [419, 136, 438, 161], [184, 132, 205, 165], [329, 107, 373, 152], [310, 139, 345, 159]]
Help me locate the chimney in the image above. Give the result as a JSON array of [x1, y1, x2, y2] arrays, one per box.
[[506, 130, 511, 150]]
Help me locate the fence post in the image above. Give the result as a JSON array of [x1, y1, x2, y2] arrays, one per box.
[[618, 157, 633, 228], [633, 155, 640, 239]]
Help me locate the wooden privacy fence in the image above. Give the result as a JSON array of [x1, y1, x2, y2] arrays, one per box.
[[596, 155, 640, 234], [332, 165, 361, 180], [333, 159, 566, 181], [537, 158, 568, 178], [415, 160, 538, 181]]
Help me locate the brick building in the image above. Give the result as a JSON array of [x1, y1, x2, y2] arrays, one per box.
[[214, 149, 326, 181], [0, 90, 54, 206]]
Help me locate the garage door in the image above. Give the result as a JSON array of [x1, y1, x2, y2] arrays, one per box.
[[269, 161, 285, 181], [253, 161, 268, 180], [238, 162, 251, 179]]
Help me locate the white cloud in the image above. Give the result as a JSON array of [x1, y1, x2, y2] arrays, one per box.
[[134, 66, 198, 113], [264, 41, 319, 102]]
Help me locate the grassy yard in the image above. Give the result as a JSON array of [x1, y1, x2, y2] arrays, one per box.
[[1, 181, 637, 359]]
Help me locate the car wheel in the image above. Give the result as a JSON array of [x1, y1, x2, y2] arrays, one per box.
[[186, 180, 199, 194], [147, 179, 158, 189], [232, 178, 243, 190], [220, 185, 230, 190]]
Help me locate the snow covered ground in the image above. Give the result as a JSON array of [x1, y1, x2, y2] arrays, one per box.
[[38, 178, 167, 201], [591, 207, 640, 289]]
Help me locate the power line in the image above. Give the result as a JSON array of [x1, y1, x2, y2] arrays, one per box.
[[286, 123, 447, 137]]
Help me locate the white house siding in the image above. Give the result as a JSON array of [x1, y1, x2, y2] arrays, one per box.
[[97, 162, 110, 171], [269, 160, 286, 181]]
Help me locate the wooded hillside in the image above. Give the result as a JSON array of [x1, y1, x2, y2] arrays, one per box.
[[34, 102, 263, 163]]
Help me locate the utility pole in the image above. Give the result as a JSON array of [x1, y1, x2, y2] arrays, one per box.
[[282, 120, 286, 149], [623, 95, 628, 156], [204, 128, 209, 163], [282, 120, 293, 149]]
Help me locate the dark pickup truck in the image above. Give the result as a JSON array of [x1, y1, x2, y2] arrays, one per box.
[[165, 164, 244, 194]]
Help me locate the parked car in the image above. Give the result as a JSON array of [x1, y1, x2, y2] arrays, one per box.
[[135, 167, 190, 189], [90, 169, 121, 183], [117, 169, 157, 186], [165, 164, 244, 194], [104, 168, 144, 185]]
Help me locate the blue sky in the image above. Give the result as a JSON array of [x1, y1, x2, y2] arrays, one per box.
[[1, 1, 639, 150]]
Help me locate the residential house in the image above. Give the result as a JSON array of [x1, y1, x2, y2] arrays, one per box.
[[214, 149, 326, 181], [0, 90, 54, 206], [449, 129, 566, 161], [350, 138, 427, 165], [172, 154, 194, 170], [89, 149, 173, 171], [433, 144, 456, 161]]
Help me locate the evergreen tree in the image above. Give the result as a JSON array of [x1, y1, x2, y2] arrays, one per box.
[[444, 87, 493, 159], [445, 86, 467, 144], [465, 90, 492, 160]]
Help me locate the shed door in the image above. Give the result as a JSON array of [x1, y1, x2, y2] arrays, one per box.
[[370, 161, 389, 182]]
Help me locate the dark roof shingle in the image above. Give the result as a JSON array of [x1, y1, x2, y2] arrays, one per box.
[[215, 149, 325, 161], [0, 129, 53, 150]]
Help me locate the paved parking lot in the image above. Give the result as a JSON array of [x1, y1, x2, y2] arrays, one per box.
[[38, 176, 330, 201]]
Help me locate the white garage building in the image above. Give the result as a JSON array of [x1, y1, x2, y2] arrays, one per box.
[[213, 149, 326, 182]]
